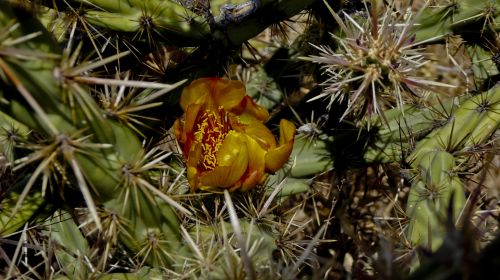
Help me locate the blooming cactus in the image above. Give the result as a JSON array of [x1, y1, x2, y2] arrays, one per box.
[[174, 78, 296, 192]]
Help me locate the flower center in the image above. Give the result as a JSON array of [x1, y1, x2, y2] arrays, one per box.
[[194, 106, 230, 172]]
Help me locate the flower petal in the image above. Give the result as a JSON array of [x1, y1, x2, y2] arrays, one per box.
[[179, 79, 210, 111], [231, 117, 277, 149], [178, 103, 202, 155], [199, 131, 248, 188], [212, 78, 246, 110], [186, 141, 202, 169], [265, 119, 296, 172], [183, 104, 202, 138], [173, 119, 183, 142], [239, 135, 267, 191], [180, 78, 246, 111], [187, 166, 199, 191], [231, 96, 269, 123]]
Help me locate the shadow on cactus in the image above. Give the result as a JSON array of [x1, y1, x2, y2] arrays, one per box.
[[1, 0, 500, 279]]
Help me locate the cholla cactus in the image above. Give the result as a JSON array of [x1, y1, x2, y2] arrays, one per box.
[[303, 1, 455, 124], [1, 0, 500, 279], [0, 1, 321, 279], [299, 0, 500, 273]]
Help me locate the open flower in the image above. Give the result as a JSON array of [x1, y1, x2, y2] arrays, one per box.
[[174, 78, 296, 192]]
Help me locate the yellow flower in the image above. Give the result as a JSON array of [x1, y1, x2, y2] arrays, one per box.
[[174, 78, 296, 192]]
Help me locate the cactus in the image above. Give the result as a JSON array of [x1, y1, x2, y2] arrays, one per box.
[[1, 0, 500, 278], [414, 0, 500, 41], [0, 3, 188, 270], [301, 0, 500, 273], [0, 1, 324, 278]]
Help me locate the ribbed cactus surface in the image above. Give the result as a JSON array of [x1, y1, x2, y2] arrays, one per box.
[[1, 0, 499, 278]]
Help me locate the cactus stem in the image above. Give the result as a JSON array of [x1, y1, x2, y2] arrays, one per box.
[[0, 58, 59, 135]]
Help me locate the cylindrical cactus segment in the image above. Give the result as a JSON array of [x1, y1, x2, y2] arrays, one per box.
[[47, 0, 317, 47], [0, 3, 184, 267], [0, 188, 46, 236], [406, 86, 500, 253], [362, 102, 453, 163], [415, 0, 500, 41], [66, 0, 211, 42], [463, 92, 500, 146], [410, 86, 500, 164], [406, 150, 466, 251]]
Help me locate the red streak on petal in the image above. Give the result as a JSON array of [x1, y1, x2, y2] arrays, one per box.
[[194, 106, 231, 172]]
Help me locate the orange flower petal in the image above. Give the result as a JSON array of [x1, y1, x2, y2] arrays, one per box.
[[173, 119, 183, 142], [178, 103, 203, 155], [199, 131, 248, 188], [279, 119, 295, 145], [181, 78, 246, 111], [238, 135, 267, 191], [230, 115, 276, 148], [212, 79, 247, 110], [265, 119, 296, 172], [179, 79, 210, 111], [187, 166, 199, 191], [187, 141, 202, 169], [236, 120, 277, 149], [231, 96, 269, 123], [181, 103, 201, 137]]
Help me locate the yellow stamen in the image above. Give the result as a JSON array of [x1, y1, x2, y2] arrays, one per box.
[[194, 106, 230, 171]]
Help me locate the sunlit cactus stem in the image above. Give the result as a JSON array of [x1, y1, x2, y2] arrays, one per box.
[[37, 0, 317, 47], [414, 0, 500, 41], [0, 3, 185, 267], [1, 0, 500, 278], [406, 86, 500, 263]]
